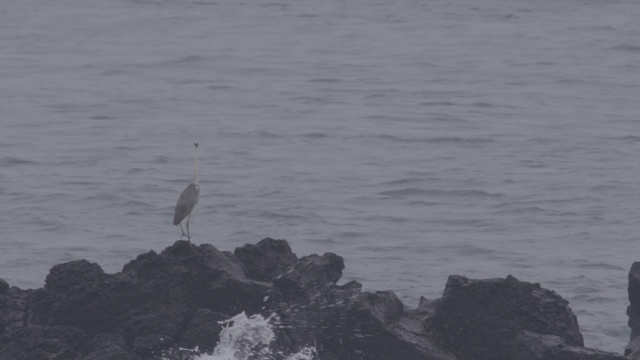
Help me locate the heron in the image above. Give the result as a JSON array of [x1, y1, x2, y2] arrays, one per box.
[[174, 142, 200, 242]]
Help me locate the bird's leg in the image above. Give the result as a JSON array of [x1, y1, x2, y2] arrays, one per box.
[[179, 223, 188, 239], [186, 214, 192, 242]]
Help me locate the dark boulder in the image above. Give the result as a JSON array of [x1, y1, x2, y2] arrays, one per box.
[[627, 335, 640, 359], [29, 241, 274, 341], [85, 333, 141, 360], [0, 325, 92, 360], [627, 262, 640, 358], [273, 252, 344, 300], [44, 260, 107, 292], [512, 330, 627, 360], [0, 286, 30, 334], [425, 274, 583, 360], [357, 290, 404, 323], [234, 237, 298, 281], [0, 279, 9, 295], [314, 290, 454, 360], [271, 257, 454, 360], [629, 262, 640, 341], [178, 308, 228, 353], [132, 334, 175, 359]]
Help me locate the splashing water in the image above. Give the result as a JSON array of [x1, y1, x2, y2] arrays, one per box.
[[191, 312, 317, 360]]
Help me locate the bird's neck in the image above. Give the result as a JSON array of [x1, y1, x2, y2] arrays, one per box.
[[193, 147, 199, 185]]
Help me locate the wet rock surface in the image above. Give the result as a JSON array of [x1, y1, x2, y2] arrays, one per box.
[[627, 262, 640, 359], [0, 238, 629, 359], [425, 274, 584, 360]]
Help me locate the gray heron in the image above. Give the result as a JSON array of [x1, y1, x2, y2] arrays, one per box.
[[173, 142, 200, 242]]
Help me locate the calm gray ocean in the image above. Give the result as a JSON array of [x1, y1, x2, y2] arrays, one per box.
[[1, 0, 640, 353]]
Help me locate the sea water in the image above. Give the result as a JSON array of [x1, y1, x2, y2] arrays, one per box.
[[1, 0, 640, 353]]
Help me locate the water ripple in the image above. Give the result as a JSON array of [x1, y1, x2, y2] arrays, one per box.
[[379, 188, 505, 198]]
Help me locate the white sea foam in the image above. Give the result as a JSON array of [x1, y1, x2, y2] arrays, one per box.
[[190, 312, 317, 360]]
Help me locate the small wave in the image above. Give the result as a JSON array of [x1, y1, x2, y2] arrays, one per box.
[[126, 168, 145, 175], [569, 25, 615, 31], [220, 130, 285, 139], [613, 44, 640, 52], [82, 193, 125, 202], [100, 65, 145, 76], [33, 217, 65, 229], [419, 101, 457, 106], [123, 200, 154, 208], [295, 13, 320, 18], [192, 1, 217, 5], [0, 156, 39, 166], [354, 245, 393, 252], [491, 205, 546, 214], [517, 159, 548, 168], [380, 177, 427, 186], [259, 211, 308, 221], [308, 238, 340, 244], [261, 2, 290, 9], [251, 130, 285, 139], [429, 136, 495, 144], [620, 135, 640, 142], [471, 102, 494, 108], [153, 156, 171, 164], [376, 134, 495, 145], [207, 85, 234, 91], [161, 55, 209, 66], [379, 188, 504, 198], [439, 243, 493, 256], [255, 191, 286, 199], [573, 260, 625, 271], [307, 78, 341, 83], [290, 96, 330, 104], [90, 115, 116, 120], [62, 180, 103, 186], [338, 231, 366, 239], [299, 133, 328, 139], [407, 200, 441, 206]]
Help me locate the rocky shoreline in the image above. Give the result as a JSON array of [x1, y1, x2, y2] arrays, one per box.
[[0, 238, 635, 360]]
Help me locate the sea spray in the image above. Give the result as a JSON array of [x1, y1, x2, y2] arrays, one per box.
[[184, 312, 317, 360]]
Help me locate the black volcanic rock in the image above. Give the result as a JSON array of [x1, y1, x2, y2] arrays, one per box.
[[234, 237, 298, 281], [0, 325, 93, 360], [0, 279, 9, 295], [84, 333, 141, 360], [629, 262, 640, 339], [315, 290, 455, 360], [27, 240, 276, 346], [627, 262, 640, 358], [273, 252, 344, 300], [425, 274, 584, 360], [132, 334, 175, 359], [44, 260, 107, 292], [0, 238, 630, 360], [0, 286, 30, 335], [179, 308, 228, 353], [512, 331, 626, 360]]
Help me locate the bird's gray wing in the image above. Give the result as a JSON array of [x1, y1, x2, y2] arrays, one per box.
[[173, 183, 200, 225]]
